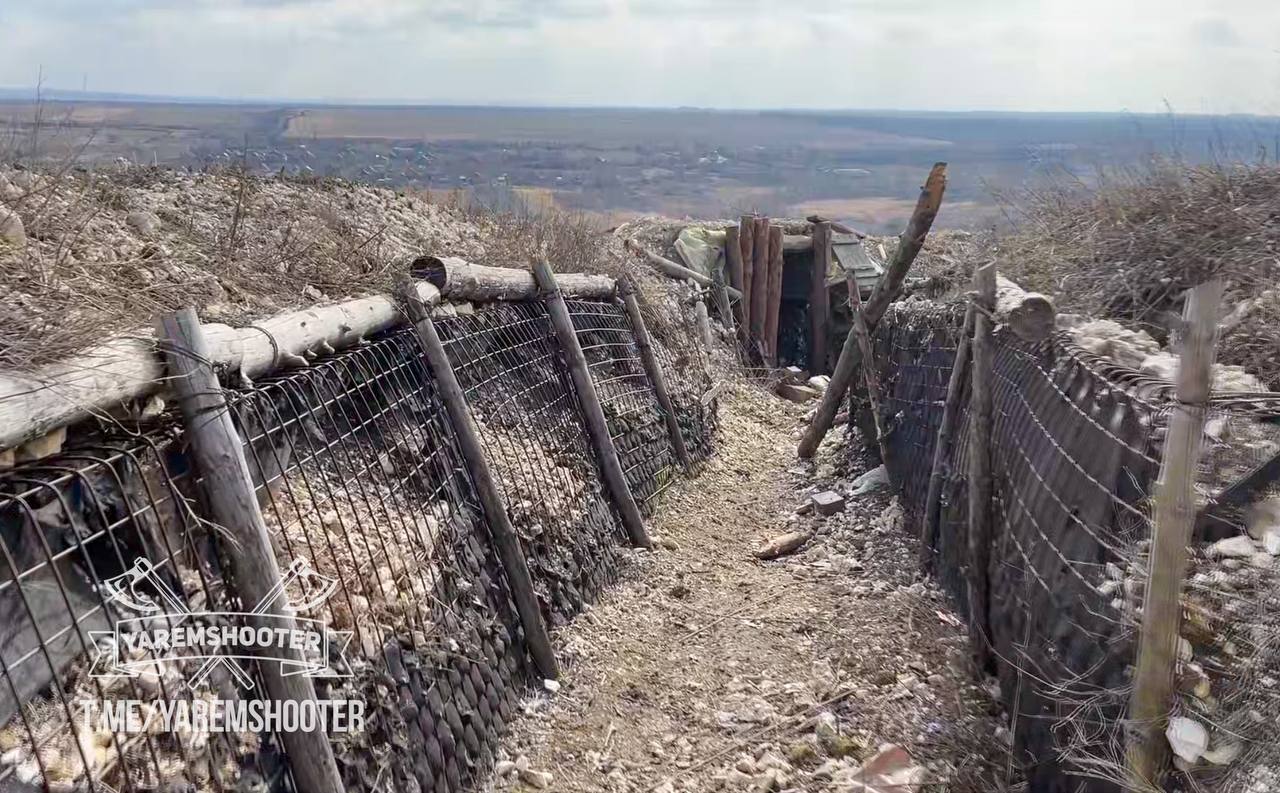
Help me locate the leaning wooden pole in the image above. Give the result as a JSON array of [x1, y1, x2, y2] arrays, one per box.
[[1127, 281, 1224, 790], [810, 221, 833, 374], [797, 162, 947, 459], [533, 261, 652, 548], [966, 261, 997, 669], [401, 289, 560, 679], [847, 271, 891, 470], [764, 226, 784, 367], [156, 308, 344, 793], [620, 277, 693, 471], [921, 303, 976, 567]]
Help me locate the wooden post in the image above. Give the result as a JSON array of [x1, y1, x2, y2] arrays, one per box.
[[533, 261, 652, 548], [764, 226, 784, 367], [739, 216, 755, 340], [1127, 281, 1224, 790], [400, 290, 560, 680], [619, 278, 693, 471], [156, 309, 344, 793], [847, 272, 891, 470], [750, 217, 770, 356], [797, 163, 947, 459], [724, 226, 746, 338], [921, 304, 976, 567], [711, 263, 734, 334], [966, 262, 997, 669], [810, 221, 833, 374]]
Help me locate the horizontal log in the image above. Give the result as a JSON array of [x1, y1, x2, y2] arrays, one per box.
[[806, 215, 867, 237], [623, 240, 744, 301], [418, 256, 616, 301], [0, 282, 443, 452], [782, 233, 863, 253], [994, 274, 1055, 343]]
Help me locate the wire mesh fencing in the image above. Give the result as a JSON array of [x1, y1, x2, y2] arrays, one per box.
[[0, 291, 719, 793]]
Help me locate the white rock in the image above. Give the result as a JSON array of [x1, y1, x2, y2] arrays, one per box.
[[1202, 739, 1243, 765], [807, 375, 831, 392], [543, 678, 561, 693], [1208, 535, 1257, 559], [1246, 496, 1280, 539], [0, 209, 24, 247], [850, 465, 889, 496], [1166, 716, 1209, 763], [1265, 530, 1280, 556]]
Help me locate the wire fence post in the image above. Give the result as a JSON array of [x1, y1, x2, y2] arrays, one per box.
[[1127, 280, 1224, 790], [966, 262, 997, 670], [532, 261, 652, 548], [401, 287, 561, 680], [156, 308, 345, 793], [619, 277, 693, 471]]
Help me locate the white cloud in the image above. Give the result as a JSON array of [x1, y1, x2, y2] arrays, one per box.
[[1, 0, 1277, 113]]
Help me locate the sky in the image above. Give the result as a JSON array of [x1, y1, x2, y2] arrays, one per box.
[[0, 0, 1278, 114]]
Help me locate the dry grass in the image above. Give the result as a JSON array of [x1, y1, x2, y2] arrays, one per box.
[[991, 159, 1280, 387]]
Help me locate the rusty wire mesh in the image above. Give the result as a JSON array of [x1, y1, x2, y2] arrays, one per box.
[[227, 327, 534, 793], [0, 433, 285, 792]]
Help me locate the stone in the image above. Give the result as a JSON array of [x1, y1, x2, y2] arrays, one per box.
[[1166, 716, 1209, 763], [775, 383, 821, 402], [126, 210, 161, 237], [811, 490, 847, 516], [0, 209, 24, 247], [1208, 535, 1257, 559], [807, 375, 831, 392], [517, 768, 553, 789], [850, 465, 889, 496]]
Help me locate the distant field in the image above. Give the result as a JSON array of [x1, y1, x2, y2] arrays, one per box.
[[787, 197, 996, 233]]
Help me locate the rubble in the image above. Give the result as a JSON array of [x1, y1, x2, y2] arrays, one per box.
[[811, 490, 847, 516]]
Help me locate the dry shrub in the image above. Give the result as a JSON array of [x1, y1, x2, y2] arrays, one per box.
[[993, 159, 1280, 388]]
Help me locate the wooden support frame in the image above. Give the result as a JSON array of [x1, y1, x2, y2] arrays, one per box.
[[797, 163, 948, 459], [966, 262, 997, 669], [619, 278, 693, 471], [533, 261, 652, 548], [1127, 281, 1224, 789], [810, 221, 833, 374], [749, 217, 770, 355], [401, 289, 560, 679], [847, 272, 891, 470], [764, 226, 784, 367], [156, 308, 345, 793], [725, 225, 746, 339], [921, 304, 976, 567], [739, 216, 756, 339]]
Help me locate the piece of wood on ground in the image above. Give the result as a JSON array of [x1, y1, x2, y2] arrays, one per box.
[[755, 531, 810, 560]]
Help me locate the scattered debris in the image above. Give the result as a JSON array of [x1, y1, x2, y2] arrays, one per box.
[[755, 531, 810, 560], [775, 382, 822, 403]]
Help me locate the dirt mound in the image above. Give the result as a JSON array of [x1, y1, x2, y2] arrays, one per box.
[[992, 160, 1280, 388]]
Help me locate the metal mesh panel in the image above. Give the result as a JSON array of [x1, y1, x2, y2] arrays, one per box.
[[226, 328, 532, 793], [0, 435, 286, 792], [434, 301, 625, 625], [565, 299, 677, 510], [650, 324, 717, 465]]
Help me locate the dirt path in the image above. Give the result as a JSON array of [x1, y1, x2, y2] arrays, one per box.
[[488, 382, 1014, 792]]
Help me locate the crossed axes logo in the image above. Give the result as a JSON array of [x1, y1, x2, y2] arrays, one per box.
[[89, 558, 353, 690]]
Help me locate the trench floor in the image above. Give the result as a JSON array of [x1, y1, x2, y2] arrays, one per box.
[[488, 381, 1016, 792]]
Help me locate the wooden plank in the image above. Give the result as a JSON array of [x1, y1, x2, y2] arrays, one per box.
[[1127, 281, 1224, 789], [966, 261, 997, 669], [619, 278, 692, 470], [797, 163, 948, 458], [810, 221, 832, 374], [156, 308, 344, 793], [724, 225, 747, 340], [921, 304, 976, 567], [533, 261, 651, 548], [750, 217, 770, 355], [764, 226, 784, 366], [739, 216, 756, 337], [401, 289, 560, 679]]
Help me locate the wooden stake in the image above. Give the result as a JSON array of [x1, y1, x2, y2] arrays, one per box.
[[620, 278, 693, 471], [156, 308, 344, 793], [739, 216, 756, 338], [847, 272, 890, 470], [797, 163, 947, 459], [711, 262, 734, 334], [692, 279, 714, 351], [764, 226, 784, 367], [533, 261, 651, 548], [750, 217, 770, 355], [966, 261, 997, 669], [810, 221, 833, 374], [401, 290, 560, 680], [725, 225, 747, 339], [1127, 281, 1224, 790], [921, 304, 976, 567]]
